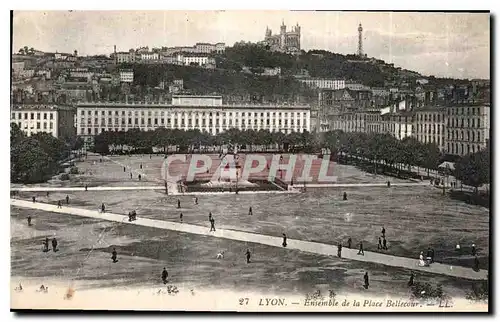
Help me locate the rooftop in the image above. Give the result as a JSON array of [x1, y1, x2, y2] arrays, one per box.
[[75, 101, 311, 110]]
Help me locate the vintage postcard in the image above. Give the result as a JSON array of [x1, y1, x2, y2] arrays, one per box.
[[10, 10, 490, 312]]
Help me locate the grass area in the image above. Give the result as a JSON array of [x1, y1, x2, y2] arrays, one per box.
[[11, 207, 479, 298], [15, 183, 489, 270]]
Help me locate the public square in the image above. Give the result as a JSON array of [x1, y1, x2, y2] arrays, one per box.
[[10, 153, 489, 300]]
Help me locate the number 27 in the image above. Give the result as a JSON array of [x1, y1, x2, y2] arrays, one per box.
[[239, 298, 249, 305]]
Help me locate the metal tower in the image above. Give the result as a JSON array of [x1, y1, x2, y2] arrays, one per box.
[[357, 23, 363, 57]]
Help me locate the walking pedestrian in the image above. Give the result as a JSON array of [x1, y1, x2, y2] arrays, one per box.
[[85, 184, 88, 191], [57, 200, 62, 208], [471, 244, 477, 256], [387, 181, 391, 188], [246, 249, 251, 263], [210, 218, 216, 232], [130, 173, 133, 179], [51, 238, 58, 252], [408, 272, 415, 287], [378, 237, 382, 250], [282, 233, 287, 247], [357, 241, 364, 255], [343, 192, 347, 201], [381, 226, 386, 238], [364, 272, 369, 289], [383, 237, 388, 250], [337, 243, 342, 258], [180, 213, 183, 222], [177, 199, 181, 209], [27, 216, 32, 226], [66, 195, 69, 204], [111, 248, 118, 263], [195, 197, 198, 205], [347, 237, 352, 249], [161, 267, 168, 284], [46, 191, 50, 197], [101, 203, 106, 213], [32, 196, 36, 203], [43, 237, 49, 252], [248, 206, 253, 216]]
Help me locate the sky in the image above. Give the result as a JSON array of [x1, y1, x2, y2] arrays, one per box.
[[12, 11, 490, 79]]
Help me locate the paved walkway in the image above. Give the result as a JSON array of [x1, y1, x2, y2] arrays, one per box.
[[11, 198, 487, 281], [10, 182, 429, 193]]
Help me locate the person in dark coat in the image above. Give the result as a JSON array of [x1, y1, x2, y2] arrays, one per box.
[[66, 195, 70, 204], [111, 248, 118, 263], [337, 243, 342, 258], [471, 244, 477, 256], [32, 196, 36, 203], [381, 226, 386, 237], [46, 191, 50, 197], [364, 272, 369, 289], [347, 237, 352, 249], [130, 173, 133, 179], [161, 267, 168, 284], [343, 192, 347, 200], [195, 197, 198, 205], [383, 237, 388, 250], [27, 216, 32, 226], [246, 249, 251, 263], [140, 164, 143, 169], [210, 218, 216, 232], [248, 207, 253, 216], [180, 213, 183, 222], [138, 174, 142, 181], [101, 203, 106, 213], [51, 238, 58, 252], [473, 256, 480, 272], [387, 181, 391, 188], [358, 241, 364, 255], [282, 233, 287, 247], [124, 166, 126, 172], [57, 200, 62, 208], [177, 199, 181, 209], [43, 237, 49, 252], [408, 272, 415, 287], [378, 237, 382, 250], [85, 184, 88, 191]]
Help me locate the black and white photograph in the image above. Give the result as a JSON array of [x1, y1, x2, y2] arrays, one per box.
[[9, 10, 491, 312]]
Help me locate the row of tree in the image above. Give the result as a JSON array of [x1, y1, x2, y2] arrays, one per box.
[[93, 128, 315, 154], [10, 123, 81, 183]]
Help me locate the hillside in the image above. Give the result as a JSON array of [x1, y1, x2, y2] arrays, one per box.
[[121, 63, 318, 104]]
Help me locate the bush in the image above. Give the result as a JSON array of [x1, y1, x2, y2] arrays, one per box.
[[466, 281, 488, 302], [410, 282, 447, 301], [69, 167, 79, 174], [60, 173, 70, 181]]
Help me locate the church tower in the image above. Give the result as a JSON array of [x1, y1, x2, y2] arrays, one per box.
[[280, 20, 287, 50]]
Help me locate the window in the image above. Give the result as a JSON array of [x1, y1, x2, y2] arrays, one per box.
[[36, 122, 40, 129], [49, 123, 53, 129], [11, 112, 15, 119], [30, 113, 34, 120], [50, 113, 54, 120]]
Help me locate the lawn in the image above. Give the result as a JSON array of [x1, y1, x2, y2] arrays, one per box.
[[11, 207, 479, 299]]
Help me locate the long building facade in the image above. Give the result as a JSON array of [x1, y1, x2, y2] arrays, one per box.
[[75, 95, 311, 143], [10, 104, 75, 139]]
